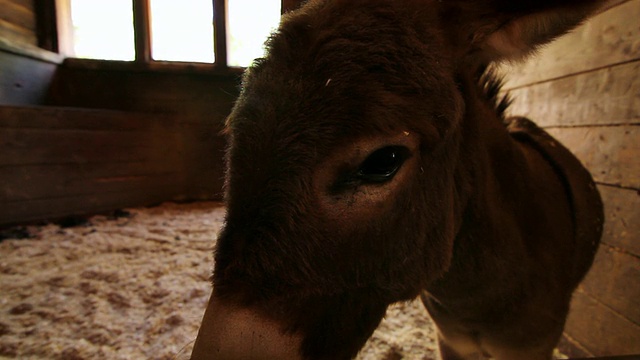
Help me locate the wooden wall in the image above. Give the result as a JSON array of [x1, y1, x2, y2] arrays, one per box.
[[0, 51, 57, 105], [46, 63, 240, 201], [0, 64, 239, 225], [0, 0, 59, 105], [1, 106, 182, 224], [0, 0, 37, 47], [0, 0, 240, 225], [499, 0, 640, 356]]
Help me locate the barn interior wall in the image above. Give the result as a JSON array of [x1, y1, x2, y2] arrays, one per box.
[[0, 0, 59, 105], [45, 64, 240, 203], [499, 0, 640, 356], [0, 0, 240, 225], [1, 0, 37, 48], [0, 51, 57, 105], [1, 62, 239, 225]]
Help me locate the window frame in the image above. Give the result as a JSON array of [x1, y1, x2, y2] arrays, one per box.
[[48, 0, 302, 73]]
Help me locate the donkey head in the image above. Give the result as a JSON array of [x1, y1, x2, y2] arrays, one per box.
[[192, 0, 602, 359]]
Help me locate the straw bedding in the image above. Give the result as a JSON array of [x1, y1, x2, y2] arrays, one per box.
[[0, 202, 438, 360]]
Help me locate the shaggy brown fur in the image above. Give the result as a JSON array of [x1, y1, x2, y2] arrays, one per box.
[[193, 1, 604, 359]]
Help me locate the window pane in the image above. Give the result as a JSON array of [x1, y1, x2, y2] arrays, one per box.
[[227, 0, 281, 67], [149, 0, 215, 63], [69, 0, 135, 61]]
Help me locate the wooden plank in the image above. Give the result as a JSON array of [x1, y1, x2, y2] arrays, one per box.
[[1, 172, 183, 207], [169, 124, 226, 200], [600, 0, 632, 12], [5, 0, 34, 12], [0, 104, 217, 225], [546, 126, 640, 189], [0, 128, 177, 166], [46, 65, 239, 115], [0, 0, 36, 32], [559, 333, 594, 358], [0, 17, 37, 46], [506, 61, 640, 127], [0, 182, 184, 225], [0, 36, 63, 63], [0, 162, 182, 203], [0, 51, 57, 105], [564, 289, 640, 356], [0, 105, 165, 131], [581, 245, 640, 325], [598, 185, 640, 256], [498, 0, 640, 89], [183, 167, 225, 201]]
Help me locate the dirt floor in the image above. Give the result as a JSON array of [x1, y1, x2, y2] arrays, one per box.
[[0, 202, 438, 360]]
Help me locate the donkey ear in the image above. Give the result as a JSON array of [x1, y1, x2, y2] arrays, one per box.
[[447, 0, 605, 61]]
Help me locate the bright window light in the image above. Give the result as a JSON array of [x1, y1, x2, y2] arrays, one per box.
[[149, 0, 215, 63], [69, 0, 135, 61], [227, 0, 281, 67]]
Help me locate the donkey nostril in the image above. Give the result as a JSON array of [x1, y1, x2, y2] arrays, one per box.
[[357, 146, 410, 183]]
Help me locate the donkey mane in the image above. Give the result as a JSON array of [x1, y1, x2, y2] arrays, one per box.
[[478, 66, 513, 121]]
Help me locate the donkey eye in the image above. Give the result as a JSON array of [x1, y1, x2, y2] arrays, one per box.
[[357, 146, 409, 183]]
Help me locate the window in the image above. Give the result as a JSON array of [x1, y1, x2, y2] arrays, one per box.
[[226, 1, 281, 67], [149, 0, 215, 63], [67, 0, 136, 61], [57, 0, 285, 68]]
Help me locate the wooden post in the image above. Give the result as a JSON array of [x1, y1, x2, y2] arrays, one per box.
[[213, 0, 228, 68], [35, 0, 59, 52], [54, 0, 74, 56], [133, 0, 151, 62]]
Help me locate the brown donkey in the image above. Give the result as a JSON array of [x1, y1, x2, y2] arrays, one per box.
[[191, 0, 605, 359]]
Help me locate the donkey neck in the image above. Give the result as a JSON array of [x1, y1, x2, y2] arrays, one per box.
[[455, 67, 531, 226], [430, 67, 541, 299], [425, 67, 578, 325]]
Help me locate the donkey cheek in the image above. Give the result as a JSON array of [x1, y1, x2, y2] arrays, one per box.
[[319, 188, 396, 231]]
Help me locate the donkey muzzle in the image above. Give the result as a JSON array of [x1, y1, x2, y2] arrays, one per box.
[[190, 294, 303, 360]]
